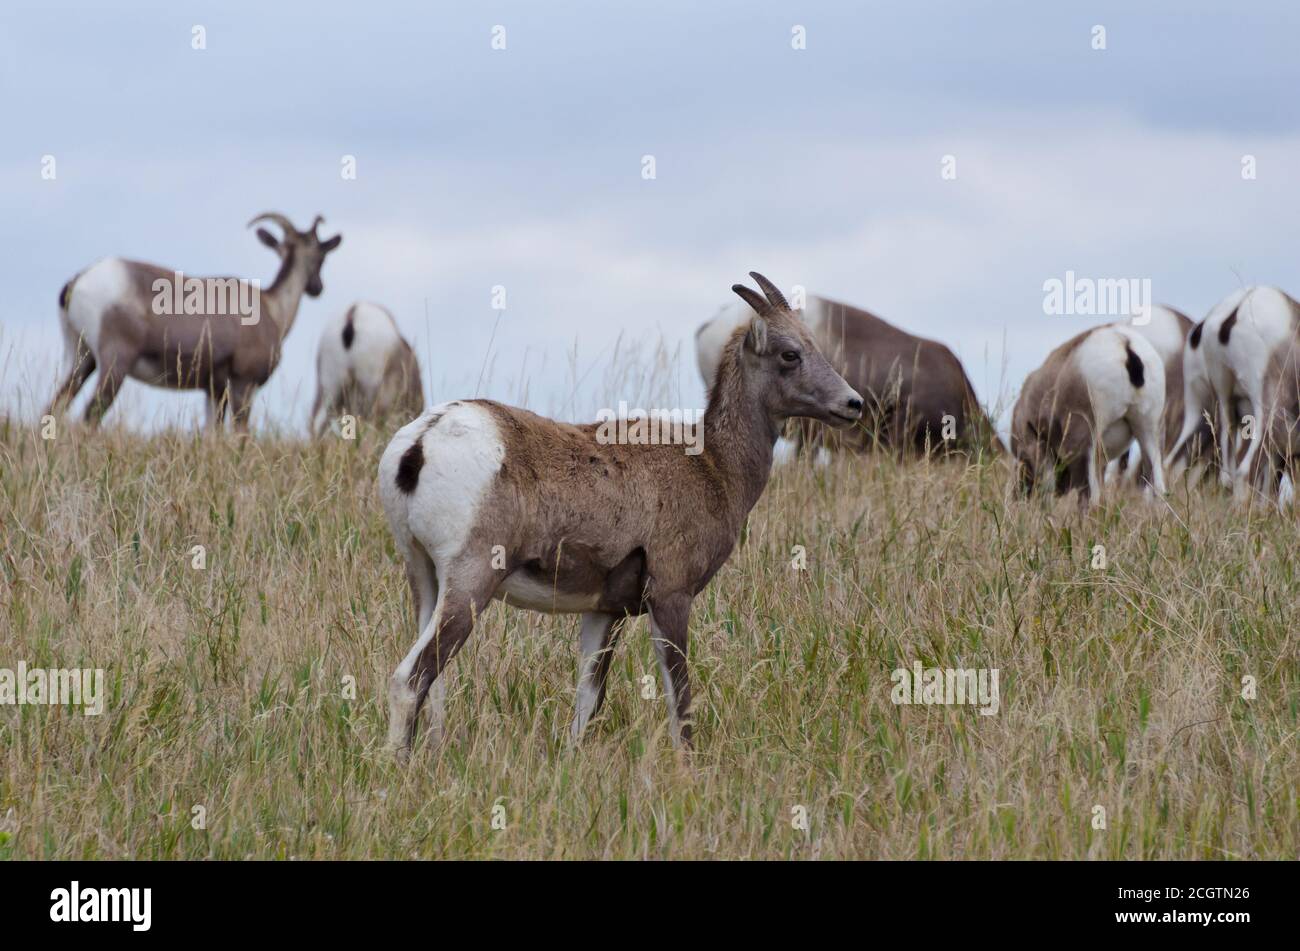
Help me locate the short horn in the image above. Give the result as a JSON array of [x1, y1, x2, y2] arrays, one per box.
[[731, 283, 773, 318], [310, 215, 324, 235], [247, 212, 297, 234], [749, 272, 790, 312]]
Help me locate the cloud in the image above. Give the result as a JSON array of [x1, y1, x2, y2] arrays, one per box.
[[4, 2, 1300, 435]]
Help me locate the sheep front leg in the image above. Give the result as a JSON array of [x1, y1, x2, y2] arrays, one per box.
[[648, 593, 694, 750], [228, 379, 259, 435]]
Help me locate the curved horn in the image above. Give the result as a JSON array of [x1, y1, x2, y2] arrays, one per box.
[[731, 283, 773, 318], [749, 272, 790, 312], [247, 212, 297, 234], [310, 215, 324, 235]]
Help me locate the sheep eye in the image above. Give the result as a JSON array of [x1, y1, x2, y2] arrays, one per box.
[[780, 350, 800, 364]]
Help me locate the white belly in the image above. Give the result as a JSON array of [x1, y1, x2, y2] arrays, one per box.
[[496, 572, 600, 614]]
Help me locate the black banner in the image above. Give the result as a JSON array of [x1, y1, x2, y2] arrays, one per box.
[[0, 859, 1284, 938]]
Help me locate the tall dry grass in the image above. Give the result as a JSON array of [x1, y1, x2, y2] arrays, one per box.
[[0, 401, 1296, 859]]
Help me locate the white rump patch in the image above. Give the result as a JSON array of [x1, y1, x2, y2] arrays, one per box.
[[63, 257, 131, 357], [400, 402, 506, 564]]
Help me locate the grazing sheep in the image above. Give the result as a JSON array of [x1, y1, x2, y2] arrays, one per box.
[[378, 273, 863, 756], [1180, 286, 1298, 495], [310, 302, 423, 437], [1012, 324, 1166, 507], [697, 294, 994, 455]]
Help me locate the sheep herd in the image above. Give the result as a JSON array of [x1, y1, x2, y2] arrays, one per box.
[[37, 211, 1299, 753]]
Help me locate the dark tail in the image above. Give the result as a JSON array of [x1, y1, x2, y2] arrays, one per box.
[[1125, 343, 1144, 388], [1218, 306, 1239, 346], [341, 306, 356, 350]]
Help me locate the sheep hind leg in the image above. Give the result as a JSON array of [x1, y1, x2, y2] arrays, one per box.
[[404, 542, 446, 737], [1081, 442, 1102, 511], [309, 385, 330, 438], [388, 564, 496, 759], [1130, 412, 1167, 498], [45, 340, 95, 420], [83, 354, 129, 428]]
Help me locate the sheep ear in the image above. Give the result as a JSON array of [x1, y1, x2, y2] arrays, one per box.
[[320, 234, 342, 252], [256, 228, 280, 251], [745, 314, 769, 355]]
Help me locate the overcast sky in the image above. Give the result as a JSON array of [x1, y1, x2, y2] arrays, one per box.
[[3, 1, 1299, 432]]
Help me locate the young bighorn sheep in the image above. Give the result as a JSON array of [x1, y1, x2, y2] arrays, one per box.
[[310, 302, 423, 437], [697, 295, 995, 455], [1169, 286, 1298, 495], [44, 213, 342, 431], [1012, 324, 1166, 506], [379, 273, 863, 755]]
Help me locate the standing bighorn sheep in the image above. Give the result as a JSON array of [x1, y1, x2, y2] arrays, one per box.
[[697, 294, 994, 454], [44, 213, 342, 431], [1012, 324, 1166, 506], [378, 273, 863, 756], [311, 302, 423, 437]]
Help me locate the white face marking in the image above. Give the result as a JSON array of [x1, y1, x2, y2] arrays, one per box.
[[63, 257, 130, 357]]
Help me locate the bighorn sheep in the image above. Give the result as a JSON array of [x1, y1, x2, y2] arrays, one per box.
[[311, 302, 423, 437], [697, 294, 994, 454], [1114, 305, 1215, 484], [379, 273, 863, 755], [44, 213, 342, 431], [1168, 286, 1298, 495], [1012, 324, 1166, 506]]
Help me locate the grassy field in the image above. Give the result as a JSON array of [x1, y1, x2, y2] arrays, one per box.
[[0, 415, 1296, 860]]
